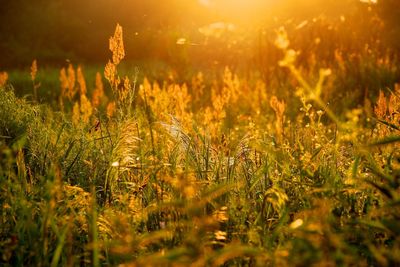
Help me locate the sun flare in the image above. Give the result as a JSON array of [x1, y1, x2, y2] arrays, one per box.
[[199, 0, 275, 21], [197, 0, 353, 24]]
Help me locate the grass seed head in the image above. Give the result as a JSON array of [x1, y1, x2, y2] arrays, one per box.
[[77, 66, 87, 96], [374, 90, 387, 119], [92, 72, 104, 107], [109, 24, 125, 65], [30, 59, 37, 81]]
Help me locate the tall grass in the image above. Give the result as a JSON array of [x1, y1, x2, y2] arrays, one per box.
[[1, 21, 400, 266]]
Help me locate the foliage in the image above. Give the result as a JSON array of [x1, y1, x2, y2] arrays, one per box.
[[1, 18, 400, 266]]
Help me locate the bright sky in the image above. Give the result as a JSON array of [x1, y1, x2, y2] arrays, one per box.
[[197, 0, 357, 23]]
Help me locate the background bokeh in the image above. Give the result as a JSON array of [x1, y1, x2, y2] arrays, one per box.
[[0, 0, 398, 69]]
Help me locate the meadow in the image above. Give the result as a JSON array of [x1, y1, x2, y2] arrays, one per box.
[[1, 2, 400, 266]]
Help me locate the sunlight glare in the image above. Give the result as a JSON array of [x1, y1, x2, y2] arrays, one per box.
[[198, 0, 275, 22]]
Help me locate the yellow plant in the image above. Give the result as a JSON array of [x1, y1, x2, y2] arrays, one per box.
[[139, 78, 165, 116], [104, 23, 125, 93], [203, 81, 229, 137], [77, 66, 87, 96], [167, 83, 192, 126], [107, 102, 116, 119], [63, 65, 93, 125], [72, 93, 93, 125], [92, 72, 104, 108], [104, 61, 117, 88], [270, 96, 286, 143], [374, 84, 400, 139], [139, 78, 192, 128], [80, 94, 93, 123], [0, 71, 8, 87], [275, 27, 338, 128], [30, 59, 37, 81], [374, 90, 387, 119], [59, 68, 68, 103], [67, 64, 76, 98], [30, 60, 40, 101], [249, 79, 268, 115], [72, 102, 80, 125], [199, 67, 245, 139], [109, 24, 125, 65], [106, 120, 141, 199], [222, 67, 240, 105], [59, 64, 77, 109], [104, 23, 137, 118], [191, 72, 205, 103], [388, 84, 400, 120]]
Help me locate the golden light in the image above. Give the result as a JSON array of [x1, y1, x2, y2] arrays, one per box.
[[199, 0, 275, 22], [198, 0, 356, 23]]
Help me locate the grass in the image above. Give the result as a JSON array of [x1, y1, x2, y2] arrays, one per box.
[[1, 21, 400, 267]]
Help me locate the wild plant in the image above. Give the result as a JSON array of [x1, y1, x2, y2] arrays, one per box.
[[59, 64, 77, 109], [274, 25, 400, 266], [0, 71, 8, 87], [91, 72, 105, 108], [30, 60, 40, 102], [2, 19, 400, 267]]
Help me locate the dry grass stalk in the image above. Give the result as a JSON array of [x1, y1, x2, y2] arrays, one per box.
[[374, 90, 387, 119], [30, 60, 37, 81], [77, 66, 87, 96], [270, 96, 286, 143], [92, 72, 104, 108], [107, 102, 116, 119], [109, 23, 125, 65]]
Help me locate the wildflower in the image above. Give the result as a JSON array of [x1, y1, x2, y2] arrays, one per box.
[[109, 24, 125, 65]]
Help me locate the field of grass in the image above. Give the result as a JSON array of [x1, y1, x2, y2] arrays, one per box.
[[1, 7, 400, 267]]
